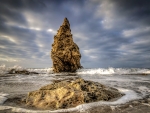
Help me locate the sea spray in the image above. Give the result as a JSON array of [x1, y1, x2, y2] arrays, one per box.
[[0, 65, 150, 75]]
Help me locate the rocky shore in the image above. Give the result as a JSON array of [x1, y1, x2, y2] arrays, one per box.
[[1, 74, 150, 113], [25, 78, 123, 110]]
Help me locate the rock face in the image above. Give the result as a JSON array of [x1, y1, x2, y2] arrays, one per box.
[[26, 78, 123, 110], [51, 18, 82, 73]]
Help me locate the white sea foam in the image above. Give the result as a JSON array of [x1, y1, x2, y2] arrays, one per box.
[[0, 65, 25, 75], [76, 68, 150, 75], [138, 86, 150, 96], [0, 64, 8, 74], [0, 88, 140, 113], [0, 65, 54, 75], [0, 92, 8, 105], [0, 65, 150, 75], [28, 68, 53, 74]]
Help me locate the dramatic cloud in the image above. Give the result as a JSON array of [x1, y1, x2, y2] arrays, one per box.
[[0, 0, 150, 68]]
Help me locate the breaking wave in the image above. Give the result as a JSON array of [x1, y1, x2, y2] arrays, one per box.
[[76, 68, 150, 75], [0, 65, 53, 75], [0, 64, 150, 75]]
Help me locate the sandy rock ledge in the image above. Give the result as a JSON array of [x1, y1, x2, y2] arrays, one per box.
[[25, 78, 123, 110]]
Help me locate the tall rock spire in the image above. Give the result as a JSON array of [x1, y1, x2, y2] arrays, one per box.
[[51, 18, 82, 73]]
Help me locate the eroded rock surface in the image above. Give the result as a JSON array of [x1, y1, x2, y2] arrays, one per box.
[[51, 18, 82, 73], [25, 78, 123, 110]]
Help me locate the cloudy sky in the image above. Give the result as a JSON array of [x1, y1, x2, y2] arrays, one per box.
[[0, 0, 150, 68]]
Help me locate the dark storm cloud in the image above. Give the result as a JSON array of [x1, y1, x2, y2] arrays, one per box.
[[113, 0, 150, 25], [0, 0, 150, 68]]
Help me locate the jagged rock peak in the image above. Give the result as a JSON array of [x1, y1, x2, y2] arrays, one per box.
[[57, 17, 71, 36], [62, 17, 70, 26]]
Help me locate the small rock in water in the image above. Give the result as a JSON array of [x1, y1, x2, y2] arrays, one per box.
[[132, 101, 139, 105], [129, 105, 133, 108], [51, 18, 82, 73], [8, 69, 38, 75], [147, 98, 150, 102]]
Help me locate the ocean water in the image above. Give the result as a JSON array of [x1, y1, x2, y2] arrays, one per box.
[[0, 65, 150, 112]]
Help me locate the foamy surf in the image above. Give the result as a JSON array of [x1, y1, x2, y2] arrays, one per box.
[[0, 65, 54, 75], [0, 65, 150, 75], [0, 65, 150, 112], [76, 68, 150, 75], [28, 67, 150, 75], [0, 92, 8, 105]]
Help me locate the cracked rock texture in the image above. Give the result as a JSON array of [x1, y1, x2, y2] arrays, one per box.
[[51, 18, 82, 73], [25, 78, 123, 110]]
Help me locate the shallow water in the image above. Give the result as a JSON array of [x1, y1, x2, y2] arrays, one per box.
[[0, 66, 150, 112], [0, 72, 150, 112]]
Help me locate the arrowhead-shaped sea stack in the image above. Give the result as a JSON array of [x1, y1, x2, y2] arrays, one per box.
[[51, 18, 82, 72]]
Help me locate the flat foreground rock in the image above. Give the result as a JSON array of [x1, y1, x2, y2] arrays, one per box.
[[25, 78, 123, 110]]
